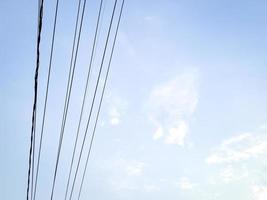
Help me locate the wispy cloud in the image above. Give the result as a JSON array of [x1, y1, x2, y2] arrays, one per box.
[[252, 185, 267, 200], [110, 158, 146, 177], [109, 107, 121, 126], [206, 131, 267, 165], [143, 184, 160, 192], [106, 93, 128, 126], [164, 120, 188, 145], [101, 157, 146, 192], [147, 69, 199, 146], [203, 127, 267, 199], [126, 161, 145, 176], [153, 126, 163, 140], [219, 165, 248, 183], [175, 177, 196, 190]]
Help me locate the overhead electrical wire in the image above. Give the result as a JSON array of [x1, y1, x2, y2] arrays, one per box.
[[30, 108, 36, 200], [27, 0, 44, 199], [31, 2, 43, 198], [77, 1, 125, 199], [30, 106, 37, 200], [30, 1, 43, 199], [30, 2, 41, 198], [32, 0, 60, 199], [68, 0, 119, 199], [63, 0, 104, 199], [49, 0, 88, 198], [28, 0, 125, 199]]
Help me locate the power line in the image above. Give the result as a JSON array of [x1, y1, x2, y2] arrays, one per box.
[[30, 108, 36, 200], [77, 1, 125, 199], [31, 5, 41, 199], [28, 0, 125, 199], [68, 0, 119, 199], [32, 0, 60, 199], [30, 1, 43, 199], [27, 0, 44, 199], [49, 0, 88, 198], [63, 0, 104, 199]]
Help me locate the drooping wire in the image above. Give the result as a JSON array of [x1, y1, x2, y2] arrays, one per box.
[[27, 0, 44, 199], [49, 0, 88, 198], [68, 0, 119, 199], [32, 0, 60, 199], [63, 0, 104, 199], [77, 1, 125, 199]]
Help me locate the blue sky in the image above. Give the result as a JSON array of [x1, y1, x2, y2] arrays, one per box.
[[1, 0, 267, 199]]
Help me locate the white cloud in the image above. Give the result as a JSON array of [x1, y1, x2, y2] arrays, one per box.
[[176, 177, 195, 190], [252, 185, 267, 200], [203, 127, 267, 200], [165, 121, 188, 145], [106, 93, 127, 126], [109, 179, 139, 192], [126, 161, 145, 176], [206, 154, 225, 165], [153, 126, 163, 140], [104, 158, 146, 176], [109, 107, 121, 126], [143, 184, 160, 192], [103, 158, 146, 192], [110, 116, 120, 126], [206, 132, 267, 165], [219, 165, 248, 183], [220, 165, 235, 183], [148, 70, 199, 146], [222, 133, 251, 146]]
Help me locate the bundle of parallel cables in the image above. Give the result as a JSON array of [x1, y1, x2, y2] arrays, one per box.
[[26, 0, 125, 199]]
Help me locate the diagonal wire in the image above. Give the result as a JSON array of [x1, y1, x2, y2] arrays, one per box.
[[49, 0, 88, 198], [27, 0, 44, 199], [30, 1, 42, 198], [68, 0, 119, 199], [77, 1, 125, 199], [30, 107, 36, 200], [32, 0, 60, 199], [63, 0, 104, 199]]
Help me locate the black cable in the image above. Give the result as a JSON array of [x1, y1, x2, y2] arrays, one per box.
[[68, 0, 119, 199], [32, 0, 60, 199], [50, 0, 88, 198], [30, 109, 37, 200], [27, 0, 44, 199], [30, 2, 43, 199], [31, 4, 40, 197], [63, 0, 104, 199], [77, 1, 125, 199]]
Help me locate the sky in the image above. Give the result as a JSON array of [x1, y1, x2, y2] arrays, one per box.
[[1, 0, 267, 199]]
